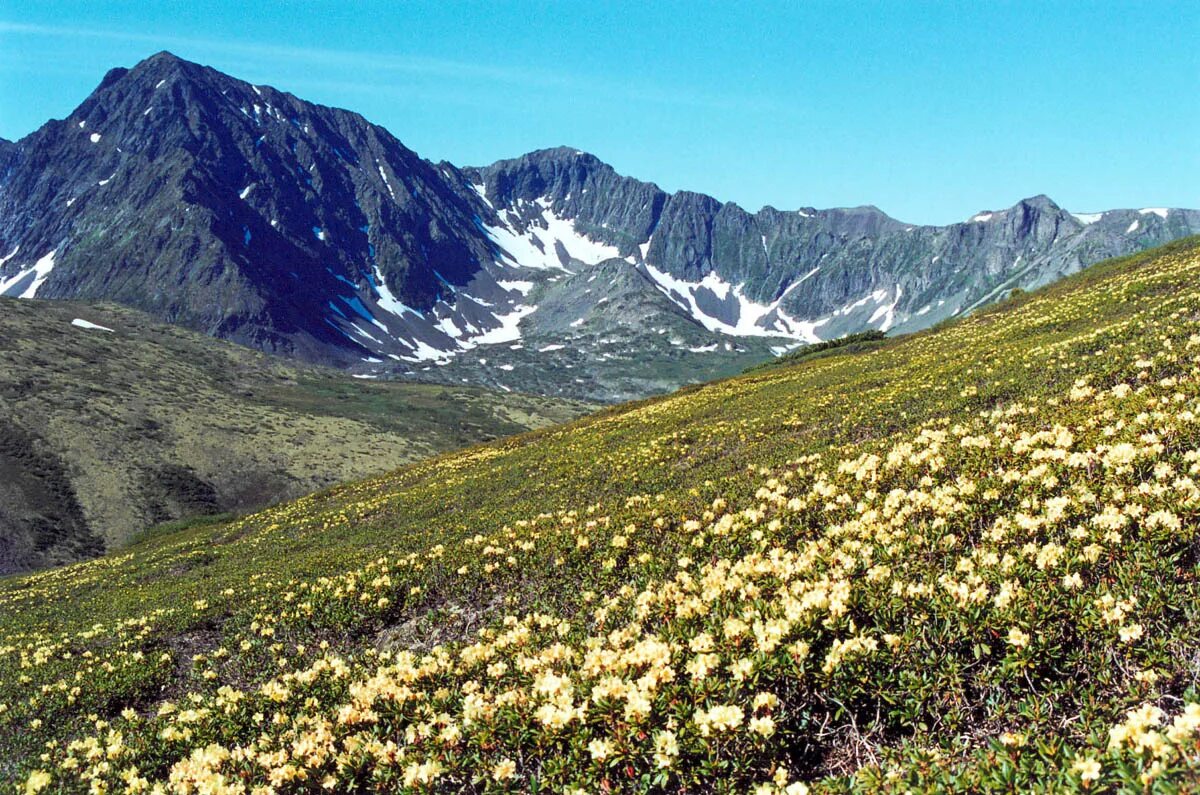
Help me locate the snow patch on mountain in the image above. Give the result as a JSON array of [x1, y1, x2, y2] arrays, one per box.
[[868, 286, 903, 331], [71, 318, 114, 332], [368, 266, 422, 319], [469, 304, 538, 346], [399, 336, 455, 363], [638, 237, 652, 260], [0, 250, 57, 298], [496, 279, 534, 295], [641, 263, 824, 343], [478, 190, 621, 272], [376, 161, 397, 201]]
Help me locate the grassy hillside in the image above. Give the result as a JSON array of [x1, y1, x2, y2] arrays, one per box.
[[3, 238, 1200, 792], [742, 331, 888, 375], [0, 299, 590, 573]]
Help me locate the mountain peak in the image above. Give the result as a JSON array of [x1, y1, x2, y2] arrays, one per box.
[[95, 66, 130, 92], [1015, 194, 1063, 212], [2, 53, 1199, 406], [530, 145, 598, 160], [75, 50, 219, 117], [120, 50, 203, 85], [142, 49, 188, 66], [484, 146, 604, 171], [835, 204, 891, 217]]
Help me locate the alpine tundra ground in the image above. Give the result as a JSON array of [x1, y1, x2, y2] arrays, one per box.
[[0, 298, 591, 573], [3, 238, 1200, 792]]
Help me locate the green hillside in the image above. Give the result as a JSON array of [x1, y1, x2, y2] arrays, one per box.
[[3, 239, 1200, 792], [0, 299, 590, 573]]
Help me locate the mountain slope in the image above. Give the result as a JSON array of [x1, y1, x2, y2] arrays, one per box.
[[2, 53, 1199, 402], [388, 256, 784, 403], [3, 238, 1199, 791], [467, 148, 1200, 340], [0, 52, 514, 365], [0, 297, 589, 574]]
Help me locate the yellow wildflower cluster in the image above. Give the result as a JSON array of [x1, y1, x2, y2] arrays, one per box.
[[4, 240, 1200, 791]]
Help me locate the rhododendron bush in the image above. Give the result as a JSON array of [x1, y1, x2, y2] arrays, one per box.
[[4, 239, 1200, 792]]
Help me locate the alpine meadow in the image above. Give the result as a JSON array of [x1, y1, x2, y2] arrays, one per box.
[[3, 237, 1200, 792], [2, 4, 1198, 793]]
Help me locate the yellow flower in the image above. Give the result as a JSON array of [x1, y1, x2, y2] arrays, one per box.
[[1118, 624, 1143, 643], [694, 704, 744, 736], [749, 716, 776, 737], [492, 758, 517, 782], [588, 738, 613, 761], [1072, 756, 1101, 784], [23, 771, 51, 795], [653, 730, 678, 768]]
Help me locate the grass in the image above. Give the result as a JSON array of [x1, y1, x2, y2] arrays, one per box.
[[120, 513, 239, 551], [2, 238, 1200, 792], [743, 331, 889, 374], [0, 298, 591, 573]]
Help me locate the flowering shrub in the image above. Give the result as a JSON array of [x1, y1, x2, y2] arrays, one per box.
[[3, 238, 1200, 792]]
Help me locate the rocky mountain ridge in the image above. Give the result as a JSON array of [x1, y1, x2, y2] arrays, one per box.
[[2, 52, 1198, 400]]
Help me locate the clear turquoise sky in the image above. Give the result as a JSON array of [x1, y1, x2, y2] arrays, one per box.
[[0, 1, 1196, 224]]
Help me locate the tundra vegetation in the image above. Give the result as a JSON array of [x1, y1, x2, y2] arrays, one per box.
[[3, 239, 1200, 792], [0, 298, 590, 572]]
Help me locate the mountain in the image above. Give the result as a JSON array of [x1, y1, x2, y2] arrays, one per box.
[[2, 52, 1199, 401], [465, 149, 1200, 340], [0, 52, 510, 365], [0, 296, 589, 574], [4, 237, 1199, 790]]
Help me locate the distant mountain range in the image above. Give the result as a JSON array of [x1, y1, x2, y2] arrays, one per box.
[[2, 51, 1197, 401]]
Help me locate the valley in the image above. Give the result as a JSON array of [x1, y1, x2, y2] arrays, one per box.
[[0, 297, 589, 573]]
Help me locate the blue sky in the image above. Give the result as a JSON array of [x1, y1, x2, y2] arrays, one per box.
[[0, 1, 1196, 224]]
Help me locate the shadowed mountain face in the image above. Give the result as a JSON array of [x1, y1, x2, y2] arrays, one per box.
[[0, 52, 515, 365], [2, 52, 1198, 400]]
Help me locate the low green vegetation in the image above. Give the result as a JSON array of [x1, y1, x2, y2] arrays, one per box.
[[0, 299, 591, 572], [119, 513, 239, 551], [3, 239, 1200, 792], [744, 331, 890, 374]]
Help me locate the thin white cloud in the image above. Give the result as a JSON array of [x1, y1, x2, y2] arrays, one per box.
[[0, 20, 780, 113]]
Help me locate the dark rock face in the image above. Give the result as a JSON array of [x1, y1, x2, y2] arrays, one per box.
[[0, 137, 16, 180], [0, 52, 500, 365], [2, 54, 1198, 400]]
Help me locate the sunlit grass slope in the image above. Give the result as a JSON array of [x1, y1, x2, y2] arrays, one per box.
[[4, 238, 1200, 792]]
